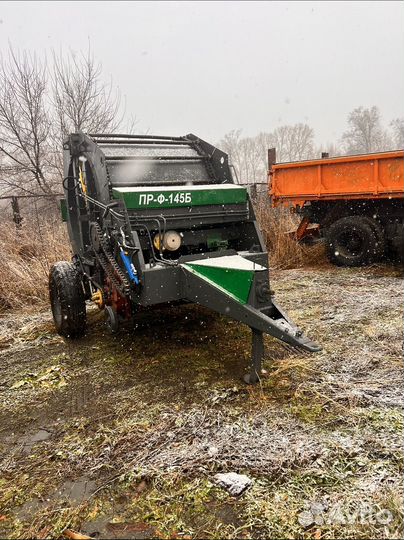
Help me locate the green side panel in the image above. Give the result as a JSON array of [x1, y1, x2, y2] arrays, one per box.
[[60, 198, 67, 222], [186, 263, 254, 304], [112, 187, 247, 209]]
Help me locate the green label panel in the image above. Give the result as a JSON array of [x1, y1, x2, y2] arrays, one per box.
[[112, 187, 247, 209]]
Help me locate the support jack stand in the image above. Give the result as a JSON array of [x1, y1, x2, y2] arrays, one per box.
[[243, 328, 264, 384]]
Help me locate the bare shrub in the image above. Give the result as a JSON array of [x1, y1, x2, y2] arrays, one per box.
[[0, 218, 70, 311], [253, 194, 326, 269]]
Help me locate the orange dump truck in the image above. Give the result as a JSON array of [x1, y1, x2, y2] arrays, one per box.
[[269, 149, 404, 266]]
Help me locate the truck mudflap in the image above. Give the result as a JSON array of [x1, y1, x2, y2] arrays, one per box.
[[180, 255, 321, 383]]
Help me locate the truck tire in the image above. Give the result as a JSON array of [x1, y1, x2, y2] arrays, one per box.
[[361, 216, 385, 260], [326, 216, 380, 267], [49, 261, 86, 338]]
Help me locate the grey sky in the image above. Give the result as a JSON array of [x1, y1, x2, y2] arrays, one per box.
[[0, 1, 403, 145]]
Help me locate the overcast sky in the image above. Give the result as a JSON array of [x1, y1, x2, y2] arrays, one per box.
[[0, 1, 403, 145]]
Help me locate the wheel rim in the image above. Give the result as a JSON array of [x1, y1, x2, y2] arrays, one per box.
[[335, 229, 365, 258]]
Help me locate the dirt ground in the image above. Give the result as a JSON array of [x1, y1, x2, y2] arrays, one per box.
[[0, 264, 403, 539]]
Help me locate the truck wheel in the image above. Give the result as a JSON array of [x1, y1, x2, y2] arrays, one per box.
[[361, 216, 385, 260], [326, 216, 379, 267], [49, 261, 86, 338]]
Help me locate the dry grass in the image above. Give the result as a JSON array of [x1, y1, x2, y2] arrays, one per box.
[[0, 218, 70, 311], [254, 194, 326, 268]]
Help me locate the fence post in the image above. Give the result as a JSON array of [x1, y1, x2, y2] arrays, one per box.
[[267, 148, 276, 170], [249, 183, 257, 200], [11, 196, 23, 228]]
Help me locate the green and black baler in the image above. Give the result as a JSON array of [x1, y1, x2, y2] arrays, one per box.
[[50, 133, 320, 383]]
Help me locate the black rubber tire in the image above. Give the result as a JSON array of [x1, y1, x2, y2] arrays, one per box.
[[361, 216, 385, 260], [49, 261, 86, 338], [326, 216, 380, 267]]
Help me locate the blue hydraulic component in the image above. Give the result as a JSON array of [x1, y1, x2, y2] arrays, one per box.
[[120, 247, 139, 285]]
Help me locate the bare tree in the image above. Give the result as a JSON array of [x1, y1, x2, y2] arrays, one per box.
[[219, 123, 315, 184], [219, 130, 266, 184], [218, 130, 245, 182], [292, 123, 315, 160], [315, 141, 342, 158], [273, 124, 315, 161], [0, 48, 53, 194], [217, 130, 243, 169], [52, 49, 122, 137], [0, 45, 130, 199], [391, 118, 404, 148], [342, 106, 393, 154]]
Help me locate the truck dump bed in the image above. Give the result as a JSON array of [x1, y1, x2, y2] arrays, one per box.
[[270, 150, 404, 207]]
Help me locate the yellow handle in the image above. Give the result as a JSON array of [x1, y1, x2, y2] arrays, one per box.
[[78, 163, 87, 196]]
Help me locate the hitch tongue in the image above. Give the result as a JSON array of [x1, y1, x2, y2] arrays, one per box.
[[180, 255, 321, 384]]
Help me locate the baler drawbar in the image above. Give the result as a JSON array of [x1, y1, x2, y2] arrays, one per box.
[[50, 132, 320, 383]]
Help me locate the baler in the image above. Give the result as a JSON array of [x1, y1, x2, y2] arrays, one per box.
[[50, 133, 320, 383]]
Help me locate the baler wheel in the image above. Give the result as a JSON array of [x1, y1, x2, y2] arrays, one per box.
[[105, 306, 119, 334], [326, 216, 380, 267], [49, 261, 86, 338]]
